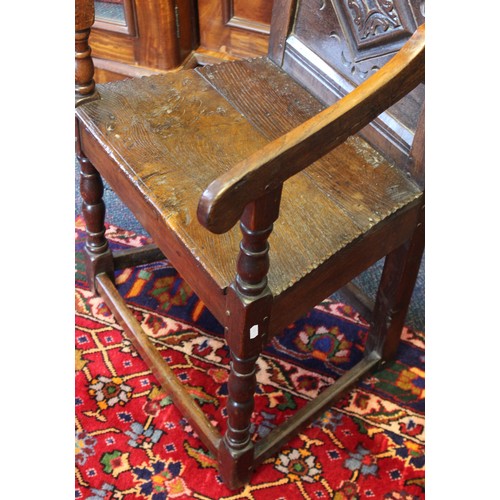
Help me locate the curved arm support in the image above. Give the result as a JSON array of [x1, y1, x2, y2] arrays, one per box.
[[197, 24, 425, 235]]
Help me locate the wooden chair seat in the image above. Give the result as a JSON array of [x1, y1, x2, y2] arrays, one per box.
[[76, 0, 424, 488], [77, 57, 421, 329]]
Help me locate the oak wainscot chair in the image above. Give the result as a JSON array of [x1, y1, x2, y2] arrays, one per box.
[[76, 0, 424, 490]]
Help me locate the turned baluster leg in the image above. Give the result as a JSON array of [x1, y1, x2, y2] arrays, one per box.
[[365, 199, 424, 362], [218, 188, 282, 489], [75, 1, 99, 106], [76, 123, 114, 294]]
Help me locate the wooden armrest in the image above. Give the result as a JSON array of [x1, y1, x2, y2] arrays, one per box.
[[197, 24, 425, 234]]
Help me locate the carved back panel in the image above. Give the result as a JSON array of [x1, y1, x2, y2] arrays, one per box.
[[270, 0, 425, 164]]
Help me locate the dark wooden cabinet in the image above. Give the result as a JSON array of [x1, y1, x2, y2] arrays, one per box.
[[89, 0, 276, 82], [90, 0, 198, 82], [197, 0, 275, 58]]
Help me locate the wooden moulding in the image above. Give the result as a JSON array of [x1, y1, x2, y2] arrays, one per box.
[[96, 273, 222, 457]]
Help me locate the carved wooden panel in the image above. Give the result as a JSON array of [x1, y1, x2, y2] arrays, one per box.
[[198, 0, 275, 58], [281, 0, 425, 163], [295, 0, 424, 86]]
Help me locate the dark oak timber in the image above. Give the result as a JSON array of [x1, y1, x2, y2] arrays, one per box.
[[76, 0, 425, 489], [218, 189, 281, 488]]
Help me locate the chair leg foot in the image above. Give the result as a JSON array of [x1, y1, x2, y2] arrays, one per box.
[[218, 436, 254, 490]]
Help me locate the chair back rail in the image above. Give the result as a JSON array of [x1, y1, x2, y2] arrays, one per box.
[[197, 24, 425, 234]]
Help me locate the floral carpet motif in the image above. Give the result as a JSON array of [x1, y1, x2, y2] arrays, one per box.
[[75, 218, 425, 499]]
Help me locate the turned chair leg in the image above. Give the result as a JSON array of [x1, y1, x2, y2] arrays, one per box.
[[218, 190, 280, 488], [218, 345, 260, 489], [76, 126, 114, 293], [217, 287, 273, 489], [365, 202, 425, 362]]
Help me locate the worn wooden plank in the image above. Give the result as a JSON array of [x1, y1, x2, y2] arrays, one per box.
[[77, 27, 423, 303], [197, 25, 425, 233], [77, 107, 231, 325], [76, 69, 367, 299], [77, 71, 266, 297], [198, 57, 421, 231]]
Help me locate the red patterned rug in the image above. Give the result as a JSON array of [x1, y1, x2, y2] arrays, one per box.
[[75, 217, 425, 499]]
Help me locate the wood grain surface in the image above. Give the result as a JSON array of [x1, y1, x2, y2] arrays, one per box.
[[77, 54, 421, 299]]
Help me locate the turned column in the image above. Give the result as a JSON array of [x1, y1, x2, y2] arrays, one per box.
[[75, 0, 99, 106], [76, 122, 114, 293], [218, 187, 282, 489], [76, 0, 110, 291]]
